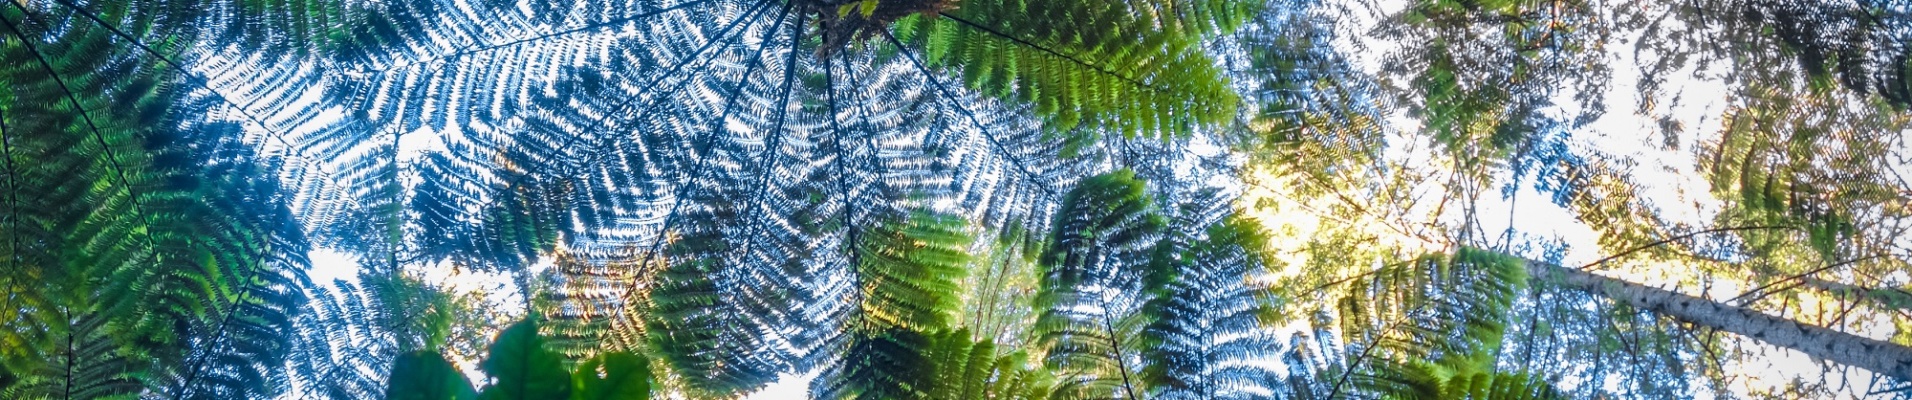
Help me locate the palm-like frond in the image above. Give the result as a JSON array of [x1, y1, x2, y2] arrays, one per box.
[[1687, 0, 1912, 108], [848, 212, 973, 332], [285, 273, 492, 399], [1142, 216, 1284, 400], [811, 211, 974, 398], [1326, 248, 1537, 399], [1033, 169, 1166, 400], [890, 0, 1256, 139], [1, 2, 314, 398], [822, 328, 1054, 400]]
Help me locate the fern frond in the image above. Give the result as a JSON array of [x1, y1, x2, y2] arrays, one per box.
[[1, 4, 315, 398], [284, 274, 488, 399], [1327, 249, 1529, 399], [891, 0, 1255, 139], [819, 328, 1054, 400], [1033, 169, 1165, 400], [1142, 216, 1284, 400]]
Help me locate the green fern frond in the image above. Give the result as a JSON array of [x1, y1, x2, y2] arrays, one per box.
[[891, 0, 1256, 139], [851, 211, 973, 332], [1034, 169, 1165, 399], [1325, 248, 1533, 399], [820, 328, 1054, 400], [1142, 216, 1285, 400], [1, 3, 318, 398]]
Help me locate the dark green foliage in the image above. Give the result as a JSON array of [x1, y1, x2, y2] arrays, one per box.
[[822, 328, 1053, 400], [479, 319, 573, 400], [572, 352, 654, 400], [825, 328, 938, 399], [0, 2, 314, 398], [384, 351, 478, 400], [1142, 217, 1285, 400], [890, 0, 1257, 139], [379, 319, 658, 400], [1034, 169, 1166, 399]]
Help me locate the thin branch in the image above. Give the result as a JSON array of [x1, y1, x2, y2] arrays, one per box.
[[0, 104, 21, 353], [1727, 255, 1881, 305], [1577, 225, 1794, 271]]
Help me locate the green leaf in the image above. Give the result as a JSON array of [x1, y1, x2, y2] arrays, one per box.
[[853, 211, 974, 332], [478, 319, 572, 400], [384, 351, 477, 400], [571, 352, 653, 400]]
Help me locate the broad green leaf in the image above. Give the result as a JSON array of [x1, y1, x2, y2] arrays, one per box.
[[478, 319, 572, 400], [571, 352, 653, 400], [384, 351, 476, 400]]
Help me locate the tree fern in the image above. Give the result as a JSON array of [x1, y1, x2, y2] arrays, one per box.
[[1, 2, 315, 398], [1142, 217, 1285, 400], [886, 0, 1255, 139], [1321, 248, 1564, 399], [822, 328, 1055, 400], [1033, 169, 1166, 400], [94, 2, 1243, 394]]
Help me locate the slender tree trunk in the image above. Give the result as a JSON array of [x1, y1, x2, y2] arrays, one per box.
[[1523, 259, 1912, 381]]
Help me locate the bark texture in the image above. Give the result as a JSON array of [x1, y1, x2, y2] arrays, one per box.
[[1524, 259, 1912, 381]]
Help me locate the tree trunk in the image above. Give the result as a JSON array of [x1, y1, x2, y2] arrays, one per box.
[[1522, 259, 1912, 381]]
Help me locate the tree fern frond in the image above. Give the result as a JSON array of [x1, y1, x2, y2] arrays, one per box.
[[850, 211, 972, 333], [284, 274, 489, 399], [1327, 249, 1530, 399], [1034, 169, 1165, 400], [820, 328, 1054, 400], [0, 4, 316, 397], [889, 0, 1255, 139], [1142, 216, 1284, 400]]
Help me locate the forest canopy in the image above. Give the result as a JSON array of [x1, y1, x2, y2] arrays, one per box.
[[1, 0, 1910, 399]]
